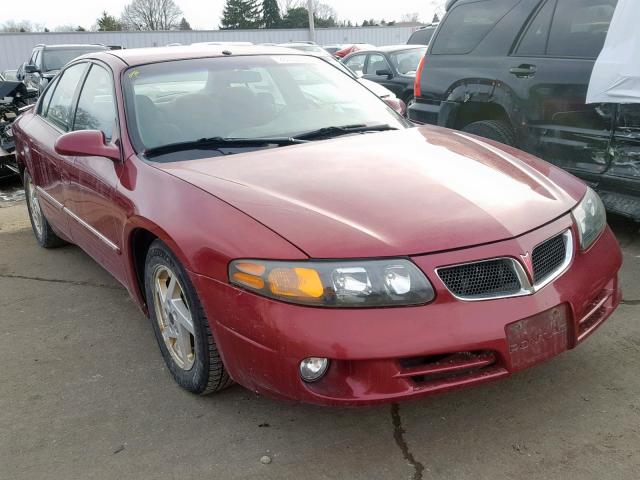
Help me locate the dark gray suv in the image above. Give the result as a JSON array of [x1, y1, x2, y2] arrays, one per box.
[[409, 0, 640, 221], [18, 44, 109, 94]]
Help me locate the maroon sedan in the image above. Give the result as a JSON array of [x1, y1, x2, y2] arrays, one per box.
[[12, 46, 622, 405]]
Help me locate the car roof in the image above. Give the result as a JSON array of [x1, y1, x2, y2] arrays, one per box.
[[93, 45, 317, 67], [38, 44, 108, 50], [347, 45, 426, 54], [278, 43, 322, 47]]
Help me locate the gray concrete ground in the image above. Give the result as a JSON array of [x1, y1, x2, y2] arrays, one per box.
[[1, 178, 639, 480]]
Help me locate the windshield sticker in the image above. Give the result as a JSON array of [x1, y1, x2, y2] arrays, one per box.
[[128, 70, 140, 79]]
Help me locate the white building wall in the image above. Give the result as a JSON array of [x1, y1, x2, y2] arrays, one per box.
[[0, 26, 418, 72]]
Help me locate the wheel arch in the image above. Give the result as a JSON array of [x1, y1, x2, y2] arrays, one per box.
[[440, 80, 522, 134], [124, 218, 194, 315]]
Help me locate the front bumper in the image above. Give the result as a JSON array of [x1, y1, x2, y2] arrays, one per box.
[[194, 215, 622, 405]]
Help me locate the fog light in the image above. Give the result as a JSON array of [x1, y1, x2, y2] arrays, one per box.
[[299, 357, 329, 382]]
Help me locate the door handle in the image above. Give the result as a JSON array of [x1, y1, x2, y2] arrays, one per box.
[[510, 64, 537, 78]]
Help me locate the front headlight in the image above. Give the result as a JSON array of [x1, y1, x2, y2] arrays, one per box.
[[572, 187, 606, 251], [228, 259, 435, 307]]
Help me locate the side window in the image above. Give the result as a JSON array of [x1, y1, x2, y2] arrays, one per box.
[[45, 63, 87, 131], [34, 50, 43, 69], [408, 27, 435, 46], [37, 77, 59, 117], [28, 50, 37, 66], [432, 0, 518, 55], [365, 54, 390, 75], [547, 0, 616, 58], [516, 0, 556, 56], [73, 65, 117, 141], [344, 55, 366, 76]]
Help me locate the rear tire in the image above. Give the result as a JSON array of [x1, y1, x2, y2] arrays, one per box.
[[462, 120, 516, 147], [24, 172, 67, 249], [144, 240, 233, 395]]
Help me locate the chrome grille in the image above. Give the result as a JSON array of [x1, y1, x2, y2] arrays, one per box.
[[532, 234, 567, 284], [437, 258, 521, 299], [436, 230, 573, 301]]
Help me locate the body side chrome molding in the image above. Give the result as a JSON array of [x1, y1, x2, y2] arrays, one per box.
[[63, 207, 121, 254], [35, 185, 63, 209], [35, 185, 121, 254]]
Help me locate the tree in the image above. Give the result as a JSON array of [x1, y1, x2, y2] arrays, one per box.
[[96, 11, 123, 31], [53, 25, 78, 32], [280, 2, 336, 28], [262, 0, 282, 28], [121, 0, 183, 30], [76, 26, 86, 31], [1, 20, 34, 32], [432, 13, 440, 23], [280, 6, 308, 28], [220, 0, 261, 29], [179, 17, 192, 30], [400, 12, 420, 23]]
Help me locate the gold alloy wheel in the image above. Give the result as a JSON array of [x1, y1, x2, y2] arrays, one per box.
[[26, 177, 44, 238], [152, 265, 196, 370]]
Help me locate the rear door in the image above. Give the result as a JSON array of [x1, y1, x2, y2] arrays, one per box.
[[65, 62, 127, 283], [510, 0, 617, 181], [27, 62, 89, 237]]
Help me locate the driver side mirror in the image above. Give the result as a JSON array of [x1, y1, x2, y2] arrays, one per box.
[[54, 130, 120, 161], [376, 69, 393, 79], [24, 64, 40, 74]]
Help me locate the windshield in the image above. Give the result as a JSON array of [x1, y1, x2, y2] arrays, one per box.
[[123, 55, 410, 158], [42, 48, 105, 71], [390, 48, 427, 75]]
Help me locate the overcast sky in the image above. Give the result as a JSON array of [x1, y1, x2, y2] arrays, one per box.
[[1, 0, 444, 30]]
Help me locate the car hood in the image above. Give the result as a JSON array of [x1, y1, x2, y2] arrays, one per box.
[[155, 126, 585, 258]]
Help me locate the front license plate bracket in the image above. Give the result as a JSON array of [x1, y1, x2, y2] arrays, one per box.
[[505, 304, 570, 372]]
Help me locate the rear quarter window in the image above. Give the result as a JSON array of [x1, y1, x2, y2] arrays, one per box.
[[407, 27, 436, 45], [432, 0, 519, 54]]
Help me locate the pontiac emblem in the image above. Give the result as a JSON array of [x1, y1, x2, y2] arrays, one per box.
[[520, 252, 534, 282]]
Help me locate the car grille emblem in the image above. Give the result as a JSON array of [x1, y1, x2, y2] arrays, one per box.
[[520, 251, 534, 282]]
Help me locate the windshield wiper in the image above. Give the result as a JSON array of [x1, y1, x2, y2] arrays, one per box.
[[143, 136, 306, 158], [292, 124, 399, 141]]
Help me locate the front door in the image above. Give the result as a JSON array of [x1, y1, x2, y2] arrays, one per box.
[[363, 53, 400, 96], [65, 62, 127, 284]]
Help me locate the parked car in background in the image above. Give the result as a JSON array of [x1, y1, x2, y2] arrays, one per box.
[[1, 69, 18, 81], [343, 45, 427, 108], [277, 43, 407, 115], [277, 43, 333, 57], [12, 45, 622, 405], [409, 0, 639, 221], [17, 44, 109, 94], [406, 24, 439, 45], [323, 44, 347, 56], [334, 44, 375, 58]]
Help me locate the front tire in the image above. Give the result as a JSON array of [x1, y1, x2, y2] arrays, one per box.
[[462, 120, 516, 147], [24, 172, 66, 248], [144, 240, 232, 395]]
